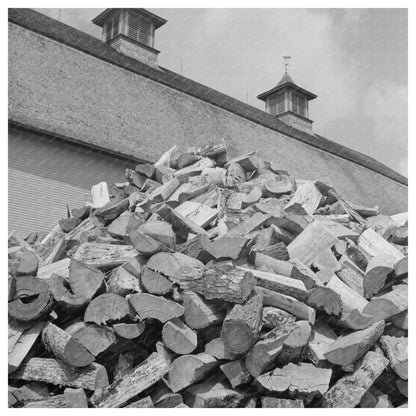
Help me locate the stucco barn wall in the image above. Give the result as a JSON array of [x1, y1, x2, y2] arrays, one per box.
[[8, 22, 407, 214]]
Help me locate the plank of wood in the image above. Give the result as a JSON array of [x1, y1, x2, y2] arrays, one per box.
[[379, 335, 407, 380], [11, 358, 109, 390], [169, 353, 219, 392], [322, 351, 389, 408], [324, 320, 384, 365], [91, 352, 169, 407]]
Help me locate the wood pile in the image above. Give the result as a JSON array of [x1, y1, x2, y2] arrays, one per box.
[[8, 142, 408, 408]]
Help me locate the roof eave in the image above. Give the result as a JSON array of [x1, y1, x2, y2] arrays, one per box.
[[257, 82, 317, 101]]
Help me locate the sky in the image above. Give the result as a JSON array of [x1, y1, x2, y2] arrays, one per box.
[[35, 8, 408, 176]]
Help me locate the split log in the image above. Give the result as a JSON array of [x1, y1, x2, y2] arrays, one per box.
[[258, 287, 316, 323], [226, 212, 270, 237], [11, 358, 109, 390], [42, 322, 94, 367], [284, 181, 322, 215], [93, 197, 129, 222], [290, 258, 323, 289], [256, 362, 332, 398], [15, 248, 39, 276], [129, 293, 184, 323], [337, 261, 365, 296], [162, 318, 198, 354], [113, 322, 146, 339], [306, 286, 342, 316], [364, 254, 395, 297], [226, 152, 260, 171], [203, 236, 250, 260], [8, 276, 53, 321], [129, 228, 169, 256], [90, 352, 169, 408], [63, 388, 89, 408], [156, 340, 177, 365], [261, 306, 296, 330], [84, 293, 131, 325], [363, 284, 408, 322], [379, 335, 407, 380], [169, 181, 211, 206], [225, 162, 246, 186], [154, 145, 179, 168], [287, 221, 338, 266], [261, 397, 304, 408], [241, 186, 263, 208], [312, 248, 341, 272], [221, 290, 263, 355], [204, 337, 239, 360], [169, 353, 219, 392], [107, 265, 141, 296], [322, 351, 389, 408], [73, 243, 138, 270], [68, 259, 105, 299], [138, 220, 176, 249], [366, 215, 399, 240], [174, 201, 218, 227], [44, 237, 66, 265], [334, 239, 347, 256], [37, 257, 70, 280], [324, 320, 384, 365], [154, 393, 184, 408], [135, 163, 155, 178], [396, 379, 408, 398], [8, 319, 46, 374], [174, 264, 256, 304], [65, 321, 116, 356], [220, 360, 251, 388], [182, 291, 225, 329], [259, 242, 289, 261], [107, 213, 131, 238], [392, 310, 408, 330], [306, 320, 337, 366], [174, 158, 215, 181], [245, 321, 297, 377], [125, 396, 154, 408], [264, 175, 293, 196]]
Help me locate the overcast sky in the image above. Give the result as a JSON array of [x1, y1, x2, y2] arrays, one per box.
[[35, 8, 408, 176]]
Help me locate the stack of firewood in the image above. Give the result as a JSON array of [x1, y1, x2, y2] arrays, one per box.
[[8, 142, 408, 408]]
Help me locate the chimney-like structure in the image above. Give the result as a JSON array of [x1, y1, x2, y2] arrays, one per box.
[[92, 8, 166, 67], [257, 72, 317, 134]]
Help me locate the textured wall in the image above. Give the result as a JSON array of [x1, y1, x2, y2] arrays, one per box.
[[8, 22, 407, 214], [277, 112, 313, 134], [110, 36, 158, 67]]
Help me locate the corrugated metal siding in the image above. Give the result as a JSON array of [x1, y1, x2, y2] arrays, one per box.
[[9, 168, 91, 238]]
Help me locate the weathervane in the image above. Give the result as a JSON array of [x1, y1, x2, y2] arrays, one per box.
[[282, 56, 291, 72]]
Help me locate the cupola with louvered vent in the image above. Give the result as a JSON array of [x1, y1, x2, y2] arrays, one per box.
[[92, 8, 166, 67]]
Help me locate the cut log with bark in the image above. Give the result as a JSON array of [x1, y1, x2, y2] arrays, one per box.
[[8, 276, 53, 321], [90, 352, 169, 408], [256, 362, 332, 398], [84, 293, 131, 325], [8, 319, 46, 374], [324, 320, 384, 365], [379, 335, 407, 380], [138, 220, 176, 249], [264, 175, 293, 196], [220, 360, 251, 388], [68, 259, 105, 299], [363, 284, 407, 322], [203, 236, 250, 260], [169, 353, 219, 392], [37, 257, 70, 280], [129, 293, 184, 323], [284, 181, 322, 215], [364, 254, 395, 297], [261, 306, 296, 329], [322, 351, 389, 408], [204, 337, 239, 360], [221, 290, 263, 355], [15, 248, 39, 276], [113, 322, 146, 339], [11, 358, 109, 390], [107, 265, 141, 296], [162, 318, 198, 354], [306, 286, 342, 315], [182, 291, 225, 329], [261, 397, 304, 408], [42, 322, 95, 367]]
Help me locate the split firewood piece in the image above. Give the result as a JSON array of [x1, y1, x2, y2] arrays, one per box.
[[364, 254, 395, 297], [107, 212, 131, 238], [84, 293, 131, 326], [392, 309, 408, 330], [37, 258, 70, 280], [125, 168, 147, 188], [63, 388, 89, 408], [129, 228, 169, 256], [141, 178, 161, 193], [174, 201, 218, 228], [284, 181, 322, 215], [191, 186, 220, 207], [366, 215, 399, 240], [272, 213, 312, 235], [154, 393, 184, 408], [11, 358, 109, 390], [90, 352, 169, 408], [135, 163, 155, 178], [243, 267, 309, 301], [125, 396, 154, 408], [259, 242, 289, 261], [182, 291, 225, 330], [277, 320, 312, 366], [59, 217, 82, 233], [139, 220, 176, 249], [226, 212, 271, 237], [184, 377, 245, 408], [204, 337, 239, 360], [245, 321, 297, 377], [68, 259, 105, 299], [89, 182, 110, 209], [221, 289, 263, 355], [176, 152, 202, 169], [169, 353, 219, 392], [154, 145, 179, 168], [156, 204, 208, 243], [113, 351, 135, 381], [306, 320, 337, 366], [337, 261, 365, 296], [256, 362, 332, 398], [241, 186, 263, 209], [287, 221, 338, 267], [322, 351, 388, 408], [324, 320, 384, 365], [65, 321, 116, 357], [290, 258, 323, 289], [379, 335, 407, 380], [334, 239, 347, 256], [264, 175, 293, 196], [15, 248, 39, 276], [225, 162, 246, 187], [358, 228, 407, 276], [203, 236, 250, 260], [220, 360, 251, 388], [363, 284, 407, 322], [73, 242, 138, 270], [174, 264, 256, 304], [8, 276, 53, 321], [43, 237, 66, 265], [258, 287, 316, 323], [390, 211, 408, 226], [261, 397, 304, 408], [156, 340, 177, 365], [256, 198, 288, 217], [319, 220, 360, 241], [226, 151, 260, 171], [94, 197, 129, 222], [174, 158, 215, 181], [169, 181, 211, 206], [42, 322, 94, 367], [306, 286, 342, 316], [313, 248, 341, 272], [396, 379, 408, 398], [162, 318, 198, 354], [129, 293, 184, 323], [261, 306, 296, 329], [113, 322, 146, 339], [107, 265, 141, 296], [8, 319, 46, 374]]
